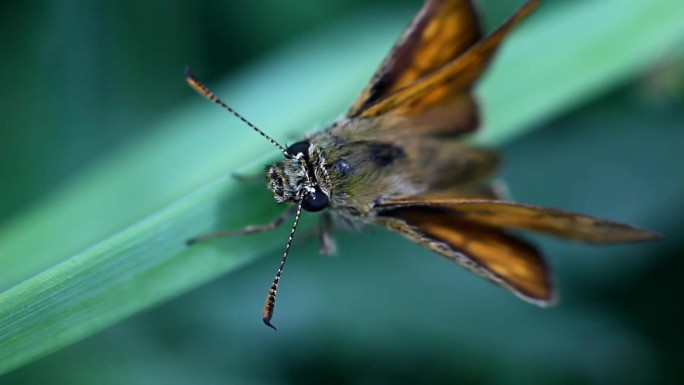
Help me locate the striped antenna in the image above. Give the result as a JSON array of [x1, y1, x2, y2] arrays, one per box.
[[262, 199, 304, 330], [184, 67, 289, 155]]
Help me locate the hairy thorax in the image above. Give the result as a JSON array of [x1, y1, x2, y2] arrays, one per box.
[[267, 138, 424, 220]]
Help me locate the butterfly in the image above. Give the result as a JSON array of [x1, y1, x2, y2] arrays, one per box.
[[185, 0, 661, 330]]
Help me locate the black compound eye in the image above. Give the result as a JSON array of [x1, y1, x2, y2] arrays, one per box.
[[286, 141, 310, 157], [302, 188, 329, 212]]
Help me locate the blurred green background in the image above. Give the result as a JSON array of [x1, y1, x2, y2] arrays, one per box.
[[1, 0, 683, 384]]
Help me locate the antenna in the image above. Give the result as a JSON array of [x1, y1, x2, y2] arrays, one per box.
[[184, 67, 289, 155], [262, 199, 304, 330]]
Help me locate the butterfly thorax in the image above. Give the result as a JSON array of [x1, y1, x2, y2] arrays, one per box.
[[266, 128, 429, 220], [266, 135, 409, 218]]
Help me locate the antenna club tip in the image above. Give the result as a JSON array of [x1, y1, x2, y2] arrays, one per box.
[[183, 65, 193, 79], [262, 318, 278, 331]]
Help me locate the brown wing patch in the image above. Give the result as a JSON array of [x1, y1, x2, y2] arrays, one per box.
[[378, 199, 662, 244], [379, 207, 554, 305], [357, 0, 540, 120], [348, 0, 482, 117], [369, 93, 481, 137]]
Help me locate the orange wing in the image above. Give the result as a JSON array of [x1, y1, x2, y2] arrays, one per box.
[[377, 199, 662, 244], [356, 0, 539, 120], [378, 207, 554, 305], [348, 0, 482, 117], [345, 0, 539, 137]]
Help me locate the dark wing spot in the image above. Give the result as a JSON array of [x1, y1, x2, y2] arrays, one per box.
[[366, 77, 391, 107], [368, 143, 405, 167]]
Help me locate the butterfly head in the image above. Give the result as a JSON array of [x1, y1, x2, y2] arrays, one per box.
[[267, 140, 331, 212]]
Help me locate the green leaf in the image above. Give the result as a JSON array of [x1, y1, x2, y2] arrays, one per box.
[[1, 0, 683, 375]]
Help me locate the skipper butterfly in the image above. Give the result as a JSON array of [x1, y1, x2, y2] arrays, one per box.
[[186, 0, 660, 329]]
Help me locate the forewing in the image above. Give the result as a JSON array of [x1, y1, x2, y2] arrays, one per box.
[[377, 199, 662, 244], [348, 0, 482, 117], [377, 207, 554, 305], [355, 0, 539, 121]]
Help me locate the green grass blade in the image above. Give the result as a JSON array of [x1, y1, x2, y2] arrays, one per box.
[[1, 0, 683, 375], [478, 0, 684, 145]]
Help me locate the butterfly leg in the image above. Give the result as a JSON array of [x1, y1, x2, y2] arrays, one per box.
[[186, 205, 298, 245], [318, 212, 337, 255]]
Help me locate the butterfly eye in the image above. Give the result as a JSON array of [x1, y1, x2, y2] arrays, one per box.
[[286, 141, 310, 157], [302, 188, 329, 212]]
